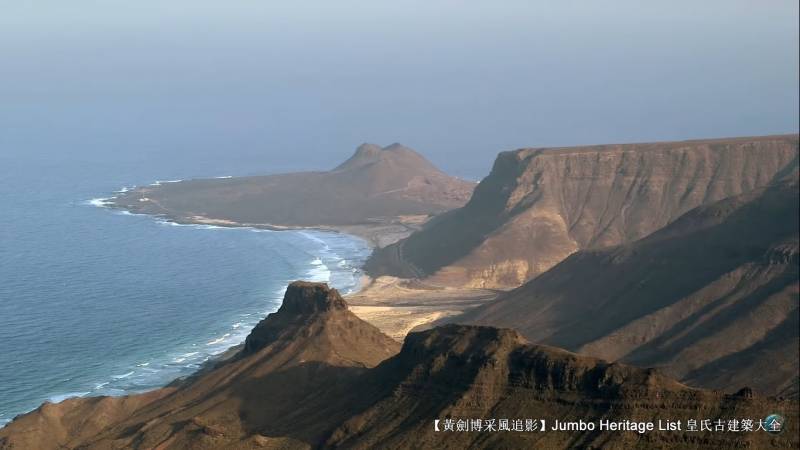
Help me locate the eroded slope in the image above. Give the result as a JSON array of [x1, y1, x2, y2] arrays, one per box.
[[367, 135, 798, 287], [453, 181, 799, 397], [2, 284, 797, 449]]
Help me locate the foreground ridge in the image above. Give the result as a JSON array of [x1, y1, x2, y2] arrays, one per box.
[[1, 283, 797, 449]]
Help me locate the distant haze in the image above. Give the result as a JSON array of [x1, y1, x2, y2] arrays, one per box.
[[1, 0, 798, 179]]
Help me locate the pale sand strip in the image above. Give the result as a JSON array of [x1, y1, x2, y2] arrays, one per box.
[[345, 276, 500, 341], [112, 206, 495, 341]]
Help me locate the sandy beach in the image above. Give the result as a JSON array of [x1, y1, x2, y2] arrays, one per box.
[[144, 213, 425, 249], [190, 216, 501, 340], [346, 276, 499, 340], [117, 209, 500, 340]]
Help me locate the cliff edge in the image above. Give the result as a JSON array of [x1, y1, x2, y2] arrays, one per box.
[[367, 134, 799, 288]]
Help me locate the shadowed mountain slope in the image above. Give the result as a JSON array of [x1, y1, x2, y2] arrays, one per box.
[[2, 284, 797, 449], [0, 282, 400, 450], [450, 181, 799, 397], [366, 134, 799, 287], [110, 143, 475, 228], [326, 325, 798, 449]]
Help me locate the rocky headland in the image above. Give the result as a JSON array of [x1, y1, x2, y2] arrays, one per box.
[[109, 143, 475, 248], [2, 283, 796, 449], [367, 135, 799, 288]]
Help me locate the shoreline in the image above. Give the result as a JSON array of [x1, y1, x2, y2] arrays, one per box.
[[105, 206, 424, 250], [0, 218, 370, 429], [2, 194, 374, 423], [97, 183, 501, 340]]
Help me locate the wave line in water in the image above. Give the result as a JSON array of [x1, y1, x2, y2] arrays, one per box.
[[21, 191, 369, 424]]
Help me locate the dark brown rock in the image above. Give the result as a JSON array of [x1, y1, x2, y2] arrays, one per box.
[[243, 281, 349, 354], [1, 315, 797, 449], [447, 181, 799, 397]]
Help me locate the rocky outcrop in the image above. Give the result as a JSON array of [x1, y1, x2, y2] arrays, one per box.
[[366, 134, 799, 288], [327, 324, 798, 449], [0, 282, 400, 450], [110, 143, 475, 229], [243, 281, 349, 354], [3, 285, 797, 449], [451, 181, 799, 397]]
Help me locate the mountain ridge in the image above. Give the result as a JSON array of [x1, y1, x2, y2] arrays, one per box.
[[2, 283, 797, 449], [366, 134, 799, 288], [445, 180, 799, 397], [0, 282, 400, 449]]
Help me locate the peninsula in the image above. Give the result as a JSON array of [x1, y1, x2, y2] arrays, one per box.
[[110, 143, 475, 248]]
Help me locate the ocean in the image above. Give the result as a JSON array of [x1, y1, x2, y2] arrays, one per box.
[[3, 1, 796, 431], [0, 154, 370, 427]]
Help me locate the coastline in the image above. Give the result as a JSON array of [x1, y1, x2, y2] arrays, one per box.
[[98, 182, 500, 340], [104, 206, 424, 250], [42, 181, 498, 408], [110, 207, 502, 342], [0, 191, 375, 428], [97, 182, 501, 340]]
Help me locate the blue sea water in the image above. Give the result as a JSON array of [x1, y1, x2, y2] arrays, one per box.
[[0, 155, 371, 427]]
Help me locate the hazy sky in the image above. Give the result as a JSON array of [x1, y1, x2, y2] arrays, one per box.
[[1, 1, 798, 177]]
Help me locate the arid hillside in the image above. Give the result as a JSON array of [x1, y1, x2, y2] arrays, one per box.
[[2, 283, 797, 449], [451, 181, 799, 398], [110, 143, 475, 231], [0, 282, 400, 450], [366, 135, 799, 288]]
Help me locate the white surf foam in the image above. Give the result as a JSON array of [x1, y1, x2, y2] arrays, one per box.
[[156, 220, 190, 227], [41, 212, 370, 417], [150, 179, 183, 186], [154, 220, 233, 231], [299, 231, 332, 250], [112, 371, 135, 380], [172, 350, 201, 363], [306, 257, 332, 282], [86, 197, 112, 207], [197, 224, 229, 230], [206, 333, 231, 346], [48, 391, 90, 403]]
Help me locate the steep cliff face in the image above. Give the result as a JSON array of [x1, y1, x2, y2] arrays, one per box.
[[327, 325, 798, 449], [453, 182, 799, 397], [366, 135, 799, 288], [3, 288, 796, 449], [242, 281, 348, 355], [0, 282, 400, 450]]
